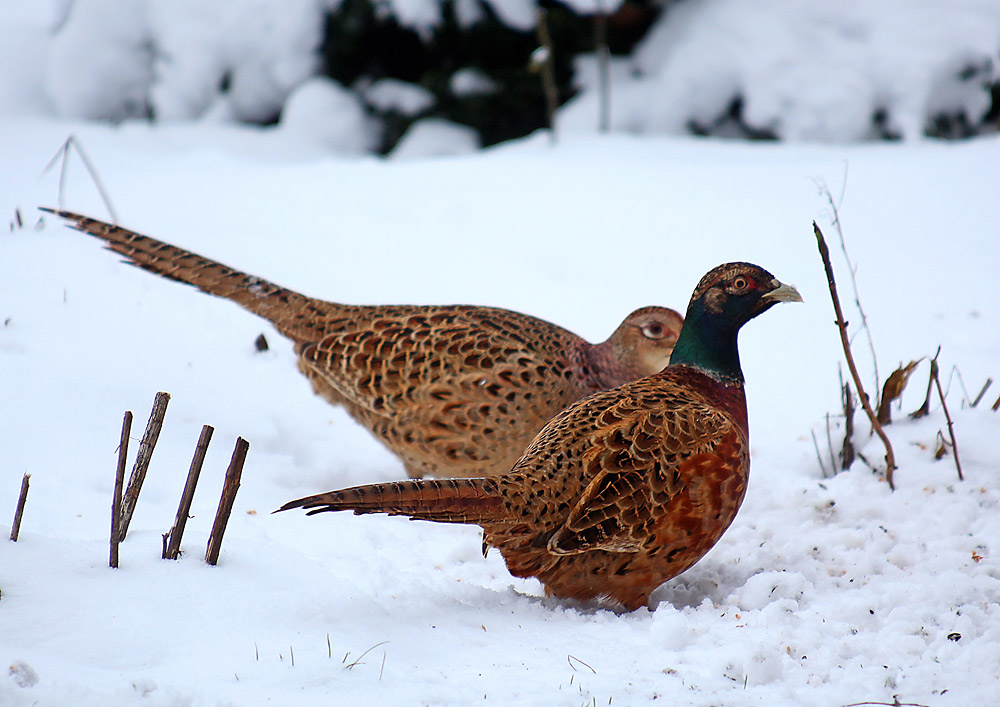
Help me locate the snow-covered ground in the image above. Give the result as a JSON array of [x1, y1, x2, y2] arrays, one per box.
[[3, 3, 1000, 706]]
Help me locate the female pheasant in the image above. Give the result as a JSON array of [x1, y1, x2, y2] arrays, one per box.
[[279, 262, 802, 610], [42, 208, 683, 479]]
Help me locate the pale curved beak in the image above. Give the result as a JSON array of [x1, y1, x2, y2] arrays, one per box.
[[762, 279, 803, 303]]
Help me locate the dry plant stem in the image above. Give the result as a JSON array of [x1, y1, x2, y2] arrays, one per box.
[[594, 0, 610, 132], [993, 393, 1000, 412], [810, 429, 829, 477], [842, 382, 856, 470], [931, 352, 963, 481], [9, 473, 30, 542], [119, 391, 170, 541], [205, 437, 249, 566], [971, 378, 992, 408], [817, 179, 881, 399], [813, 221, 896, 488], [824, 413, 837, 473], [42, 135, 119, 223], [535, 9, 559, 144], [110, 411, 132, 567], [164, 424, 214, 560], [910, 362, 935, 419]]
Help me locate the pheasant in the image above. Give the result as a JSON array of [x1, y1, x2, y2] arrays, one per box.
[[42, 208, 683, 479], [278, 262, 802, 611]]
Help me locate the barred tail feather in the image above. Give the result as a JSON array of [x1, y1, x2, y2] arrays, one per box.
[[277, 477, 505, 524], [41, 208, 337, 343]]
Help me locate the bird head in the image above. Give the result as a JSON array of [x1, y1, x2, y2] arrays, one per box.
[[669, 262, 802, 382], [610, 306, 685, 375]]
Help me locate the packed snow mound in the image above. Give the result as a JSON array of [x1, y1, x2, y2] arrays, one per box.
[[279, 76, 378, 154], [560, 0, 1000, 141], [390, 117, 479, 159]]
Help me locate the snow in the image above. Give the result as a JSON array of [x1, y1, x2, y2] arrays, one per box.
[[364, 78, 436, 115], [390, 118, 479, 159], [561, 0, 1000, 141], [449, 68, 500, 97], [44, 0, 323, 123], [2, 2, 1000, 706], [279, 77, 377, 155]]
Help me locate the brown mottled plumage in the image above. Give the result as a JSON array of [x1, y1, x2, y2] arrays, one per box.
[[279, 262, 802, 611], [42, 208, 683, 479]]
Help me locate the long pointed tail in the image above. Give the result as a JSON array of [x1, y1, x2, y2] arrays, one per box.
[[277, 477, 507, 524], [41, 208, 339, 343]]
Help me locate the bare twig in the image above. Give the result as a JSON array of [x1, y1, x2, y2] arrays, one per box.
[[568, 654, 597, 673], [533, 9, 559, 144], [815, 178, 880, 399], [594, 0, 610, 133], [813, 222, 896, 488], [970, 378, 992, 408], [164, 425, 214, 559], [810, 429, 829, 477], [205, 436, 249, 565], [930, 349, 963, 481], [9, 473, 30, 542], [110, 411, 132, 567], [119, 392, 171, 541], [841, 381, 856, 470], [41, 135, 118, 223], [910, 359, 935, 419], [993, 393, 1000, 412], [824, 412, 837, 473], [344, 641, 389, 670]]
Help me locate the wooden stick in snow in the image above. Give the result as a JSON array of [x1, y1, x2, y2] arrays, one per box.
[[110, 411, 132, 567], [9, 473, 30, 542], [205, 437, 249, 566], [164, 425, 214, 560], [118, 391, 170, 541], [813, 222, 897, 488]]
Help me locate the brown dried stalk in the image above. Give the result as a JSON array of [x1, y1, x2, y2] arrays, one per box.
[[119, 392, 170, 541], [110, 411, 132, 568], [164, 425, 214, 560], [534, 9, 559, 144], [910, 360, 935, 419], [9, 473, 30, 542], [594, 0, 610, 133], [841, 381, 856, 470], [815, 178, 881, 400], [877, 360, 920, 425], [813, 221, 896, 488], [205, 437, 249, 566], [930, 350, 963, 481], [970, 378, 992, 408]]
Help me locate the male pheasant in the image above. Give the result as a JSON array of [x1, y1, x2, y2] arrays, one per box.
[[42, 208, 683, 479], [279, 262, 802, 611]]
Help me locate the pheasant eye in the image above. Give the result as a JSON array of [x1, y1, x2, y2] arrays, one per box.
[[732, 277, 749, 290], [641, 322, 664, 339]]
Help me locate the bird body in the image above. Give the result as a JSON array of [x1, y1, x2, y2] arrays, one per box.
[[43, 208, 683, 478], [280, 262, 802, 610]]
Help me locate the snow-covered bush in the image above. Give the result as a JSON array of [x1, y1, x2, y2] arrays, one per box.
[[560, 0, 1000, 142], [42, 0, 1000, 148], [45, 0, 323, 124]]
